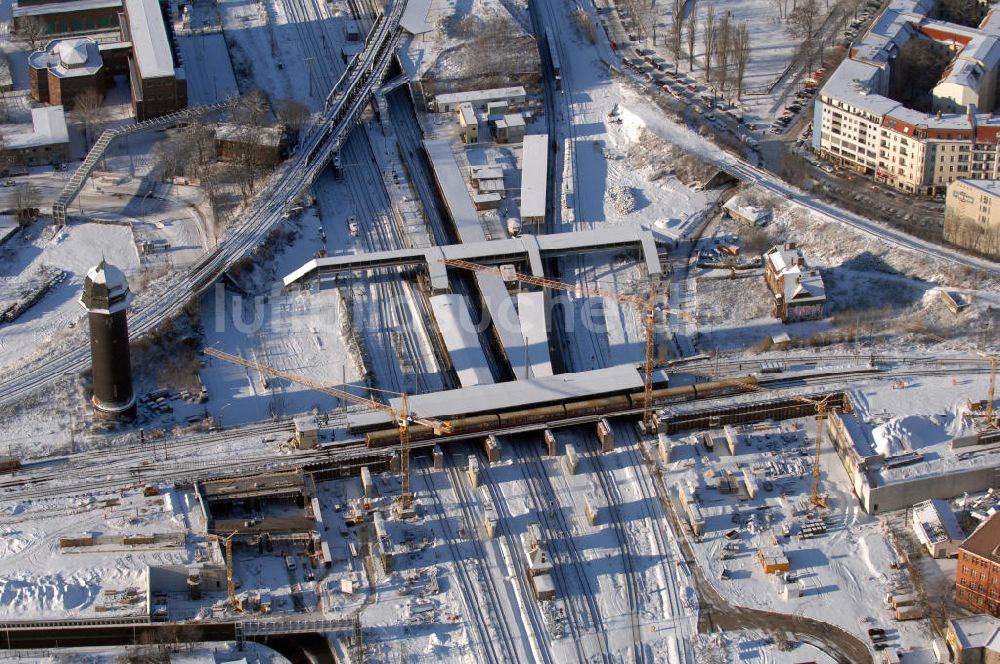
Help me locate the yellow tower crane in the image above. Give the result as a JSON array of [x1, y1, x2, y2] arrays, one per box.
[[978, 353, 997, 430], [203, 348, 453, 512], [206, 529, 242, 611], [727, 378, 841, 509], [441, 258, 692, 432]]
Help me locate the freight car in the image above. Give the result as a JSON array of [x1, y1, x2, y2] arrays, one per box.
[[0, 456, 20, 473], [364, 376, 758, 448]]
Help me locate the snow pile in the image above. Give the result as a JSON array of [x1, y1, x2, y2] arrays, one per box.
[[605, 184, 637, 215], [871, 414, 949, 456]]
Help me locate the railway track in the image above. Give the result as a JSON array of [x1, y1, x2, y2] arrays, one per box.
[[443, 458, 524, 662], [578, 429, 644, 662], [416, 460, 514, 664], [612, 421, 697, 662], [518, 441, 610, 661], [476, 452, 559, 664]]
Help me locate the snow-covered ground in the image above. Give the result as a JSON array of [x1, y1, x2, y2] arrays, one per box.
[[659, 372, 996, 655], [0, 483, 200, 620], [0, 222, 138, 373]]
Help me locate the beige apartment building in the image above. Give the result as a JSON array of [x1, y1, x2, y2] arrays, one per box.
[[945, 178, 1000, 257], [815, 0, 1000, 195]]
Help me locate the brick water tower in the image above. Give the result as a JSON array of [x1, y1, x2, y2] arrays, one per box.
[[79, 259, 136, 420]]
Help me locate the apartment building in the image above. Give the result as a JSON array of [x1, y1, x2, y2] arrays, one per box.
[[815, 0, 1000, 194], [956, 512, 1000, 616], [945, 178, 1000, 257]]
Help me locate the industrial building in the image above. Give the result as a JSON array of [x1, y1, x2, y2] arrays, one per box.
[[956, 512, 1000, 616], [814, 0, 1000, 194], [120, 0, 187, 120], [945, 178, 1000, 258], [432, 86, 526, 113], [215, 123, 288, 166], [0, 106, 69, 167], [911, 499, 964, 558], [948, 614, 1000, 663], [13, 0, 122, 38], [763, 243, 825, 322], [722, 198, 772, 227], [78, 259, 135, 420]]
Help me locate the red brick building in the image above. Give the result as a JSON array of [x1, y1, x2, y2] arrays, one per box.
[[121, 0, 186, 120], [956, 512, 1000, 616], [13, 0, 121, 38]]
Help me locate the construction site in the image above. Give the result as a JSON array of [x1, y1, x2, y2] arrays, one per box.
[[0, 0, 999, 658]]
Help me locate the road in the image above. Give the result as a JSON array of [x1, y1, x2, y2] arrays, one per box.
[[0, 1, 407, 410]]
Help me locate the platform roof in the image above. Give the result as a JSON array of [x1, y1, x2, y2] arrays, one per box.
[[124, 0, 175, 79], [515, 291, 553, 379], [423, 139, 487, 243], [389, 363, 645, 419], [520, 134, 548, 221], [429, 294, 494, 387]]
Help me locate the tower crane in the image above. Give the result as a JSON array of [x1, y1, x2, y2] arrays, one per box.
[[442, 258, 692, 432], [726, 377, 843, 509], [206, 529, 241, 611], [203, 348, 452, 512], [977, 352, 997, 430]]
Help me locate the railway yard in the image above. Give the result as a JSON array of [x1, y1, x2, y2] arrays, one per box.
[[0, 0, 999, 659]]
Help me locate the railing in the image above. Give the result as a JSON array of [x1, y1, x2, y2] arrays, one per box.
[[0, 616, 151, 630], [51, 100, 233, 225], [241, 617, 357, 635]]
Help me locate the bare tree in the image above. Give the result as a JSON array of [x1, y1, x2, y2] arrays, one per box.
[[73, 88, 108, 150], [11, 182, 40, 225], [670, 0, 685, 63], [716, 13, 731, 92], [788, 0, 821, 70], [228, 90, 275, 201], [276, 98, 309, 145], [686, 0, 699, 70], [14, 17, 46, 52], [703, 7, 718, 85], [732, 22, 752, 100]]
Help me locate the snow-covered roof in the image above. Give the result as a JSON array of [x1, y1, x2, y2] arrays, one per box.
[[912, 499, 964, 547], [476, 272, 528, 372], [215, 123, 284, 148], [516, 291, 553, 378], [723, 198, 771, 225], [387, 363, 646, 419], [955, 178, 1000, 197], [29, 38, 104, 78], [429, 294, 494, 388], [435, 87, 526, 108], [399, 0, 432, 35], [2, 106, 69, 150], [79, 259, 133, 314], [470, 165, 503, 181], [823, 0, 1000, 130], [124, 0, 176, 79], [950, 614, 1000, 650], [962, 511, 1000, 560], [520, 134, 548, 221], [765, 244, 825, 303], [423, 139, 487, 243]]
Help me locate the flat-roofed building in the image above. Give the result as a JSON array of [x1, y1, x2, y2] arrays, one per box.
[[0, 106, 70, 167], [433, 86, 526, 113], [948, 614, 1000, 664], [945, 178, 1000, 258], [457, 102, 477, 143], [215, 123, 287, 166], [120, 0, 186, 120]]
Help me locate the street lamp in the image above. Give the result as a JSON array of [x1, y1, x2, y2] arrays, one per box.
[[218, 402, 232, 428]]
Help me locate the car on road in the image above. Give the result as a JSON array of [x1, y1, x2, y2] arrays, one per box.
[[822, 164, 836, 173]]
